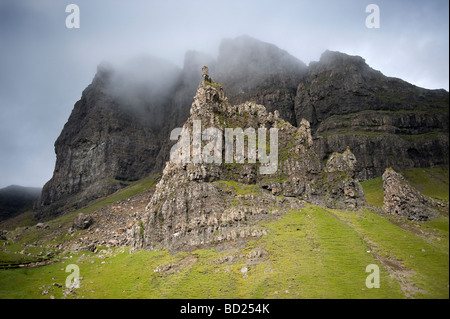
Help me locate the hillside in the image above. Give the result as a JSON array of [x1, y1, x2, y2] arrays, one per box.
[[299, 50, 449, 181]]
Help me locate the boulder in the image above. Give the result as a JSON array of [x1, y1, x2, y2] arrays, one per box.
[[35, 222, 49, 229], [382, 168, 439, 221]]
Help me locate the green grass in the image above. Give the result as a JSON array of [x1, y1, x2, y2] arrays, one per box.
[[205, 80, 222, 90], [43, 175, 159, 229], [0, 175, 160, 266], [331, 208, 449, 298], [254, 206, 403, 298], [0, 210, 37, 229], [73, 175, 159, 216], [401, 167, 449, 201], [214, 180, 261, 196], [0, 169, 448, 299], [0, 242, 56, 267], [5, 204, 446, 299], [360, 176, 384, 207]]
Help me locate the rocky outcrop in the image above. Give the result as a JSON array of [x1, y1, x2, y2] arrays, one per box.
[[132, 68, 366, 252], [322, 147, 365, 209], [382, 168, 439, 221], [36, 37, 448, 220], [35, 60, 180, 219], [36, 37, 309, 219], [296, 50, 449, 181]]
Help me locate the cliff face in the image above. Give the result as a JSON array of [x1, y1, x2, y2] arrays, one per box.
[[131, 68, 365, 252], [35, 60, 180, 218], [36, 37, 449, 219], [36, 37, 311, 218], [295, 50, 449, 180], [215, 35, 308, 126]]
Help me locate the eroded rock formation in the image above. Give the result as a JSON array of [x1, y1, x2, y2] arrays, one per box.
[[382, 168, 439, 221], [131, 68, 366, 252]]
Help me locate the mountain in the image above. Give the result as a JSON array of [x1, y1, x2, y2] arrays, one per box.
[[1, 69, 447, 300], [35, 58, 181, 218], [130, 67, 365, 252], [1, 60, 448, 300], [0, 185, 41, 221], [295, 50, 449, 180], [35, 36, 449, 219], [214, 35, 307, 125]]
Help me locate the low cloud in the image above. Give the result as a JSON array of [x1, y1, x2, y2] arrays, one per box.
[[0, 0, 448, 188]]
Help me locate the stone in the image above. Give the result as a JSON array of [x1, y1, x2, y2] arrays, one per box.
[[132, 68, 365, 253], [80, 243, 96, 252], [35, 222, 49, 229], [72, 213, 93, 230], [108, 239, 119, 246], [382, 168, 439, 221], [36, 37, 447, 223], [297, 50, 448, 181], [34, 57, 181, 219], [325, 147, 357, 175]]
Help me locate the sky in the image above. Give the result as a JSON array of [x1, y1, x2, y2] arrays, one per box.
[[0, 0, 448, 189]]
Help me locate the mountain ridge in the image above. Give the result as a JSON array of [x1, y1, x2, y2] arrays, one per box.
[[34, 36, 449, 219]]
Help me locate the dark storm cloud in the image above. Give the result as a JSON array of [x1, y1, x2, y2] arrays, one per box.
[[0, 0, 448, 188]]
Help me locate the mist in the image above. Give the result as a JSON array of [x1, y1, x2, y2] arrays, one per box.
[[101, 55, 182, 129], [0, 0, 448, 188]]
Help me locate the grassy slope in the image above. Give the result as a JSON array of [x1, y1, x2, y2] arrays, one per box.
[[0, 175, 159, 267], [0, 169, 448, 299]]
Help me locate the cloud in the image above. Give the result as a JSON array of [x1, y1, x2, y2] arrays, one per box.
[[0, 0, 448, 188]]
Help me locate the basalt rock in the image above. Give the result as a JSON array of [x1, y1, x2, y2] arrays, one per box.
[[382, 168, 439, 221], [132, 68, 366, 252], [215, 35, 307, 126], [35, 60, 180, 219], [36, 38, 448, 221], [296, 50, 449, 181], [36, 37, 309, 219]]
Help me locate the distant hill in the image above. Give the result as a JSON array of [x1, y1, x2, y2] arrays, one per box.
[[0, 185, 41, 221]]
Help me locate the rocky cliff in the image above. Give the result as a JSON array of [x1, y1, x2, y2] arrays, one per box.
[[295, 50, 449, 180], [131, 67, 365, 252], [36, 36, 449, 219], [214, 35, 307, 125], [35, 59, 181, 219], [35, 37, 311, 218]]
